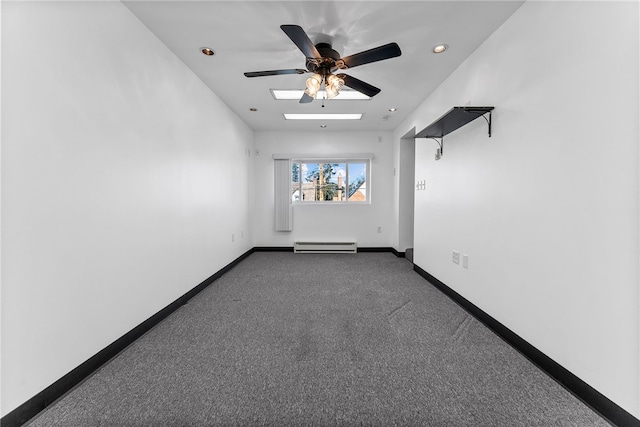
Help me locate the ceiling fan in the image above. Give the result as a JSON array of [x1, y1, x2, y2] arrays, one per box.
[[244, 25, 401, 103]]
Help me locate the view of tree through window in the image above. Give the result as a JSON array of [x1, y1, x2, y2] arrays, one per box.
[[291, 160, 368, 202]]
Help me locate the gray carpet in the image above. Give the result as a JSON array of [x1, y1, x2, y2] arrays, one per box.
[[27, 252, 609, 426]]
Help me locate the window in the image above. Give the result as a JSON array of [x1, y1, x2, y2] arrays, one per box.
[[291, 159, 369, 203]]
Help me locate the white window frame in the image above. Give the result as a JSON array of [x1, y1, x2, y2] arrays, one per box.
[[290, 157, 371, 204]]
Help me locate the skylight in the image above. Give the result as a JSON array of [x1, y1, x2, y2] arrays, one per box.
[[284, 113, 363, 120], [271, 89, 371, 101]]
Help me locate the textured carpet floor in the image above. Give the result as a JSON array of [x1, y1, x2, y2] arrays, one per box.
[[27, 252, 608, 426]]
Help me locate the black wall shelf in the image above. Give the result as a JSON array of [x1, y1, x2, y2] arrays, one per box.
[[415, 106, 494, 159]]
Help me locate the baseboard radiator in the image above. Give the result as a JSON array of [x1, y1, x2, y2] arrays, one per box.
[[294, 241, 357, 254]]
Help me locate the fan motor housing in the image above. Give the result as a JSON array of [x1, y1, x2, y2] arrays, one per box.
[[315, 43, 340, 60], [306, 43, 345, 74]]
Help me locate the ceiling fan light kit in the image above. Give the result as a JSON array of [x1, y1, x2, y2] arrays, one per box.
[[325, 74, 345, 99], [244, 24, 401, 104], [304, 74, 323, 99]]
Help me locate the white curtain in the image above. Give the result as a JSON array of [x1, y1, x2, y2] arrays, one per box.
[[274, 158, 292, 231]]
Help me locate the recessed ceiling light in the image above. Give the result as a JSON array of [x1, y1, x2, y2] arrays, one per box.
[[433, 44, 448, 54], [201, 47, 215, 56], [389, 108, 397, 112], [320, 124, 327, 128], [249, 108, 258, 112], [284, 113, 362, 120], [271, 89, 370, 100]]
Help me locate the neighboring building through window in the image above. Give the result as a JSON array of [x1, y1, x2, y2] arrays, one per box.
[[291, 160, 369, 203]]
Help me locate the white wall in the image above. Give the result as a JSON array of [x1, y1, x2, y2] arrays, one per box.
[[391, 131, 416, 254], [1, 1, 254, 415], [253, 131, 394, 247], [397, 136, 415, 253], [394, 1, 639, 417]]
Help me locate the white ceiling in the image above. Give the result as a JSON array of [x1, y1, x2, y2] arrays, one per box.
[[123, 1, 524, 132]]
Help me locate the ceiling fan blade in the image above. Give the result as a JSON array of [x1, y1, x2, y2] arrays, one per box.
[[339, 74, 381, 98], [244, 69, 307, 77], [280, 25, 321, 59], [340, 42, 401, 69], [299, 93, 314, 103]]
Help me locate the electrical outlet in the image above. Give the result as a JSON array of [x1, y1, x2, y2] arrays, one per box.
[[452, 250, 460, 264], [463, 254, 468, 269], [377, 226, 382, 233]]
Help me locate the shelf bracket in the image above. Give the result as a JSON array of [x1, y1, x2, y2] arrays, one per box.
[[429, 137, 443, 160], [466, 108, 492, 137]]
